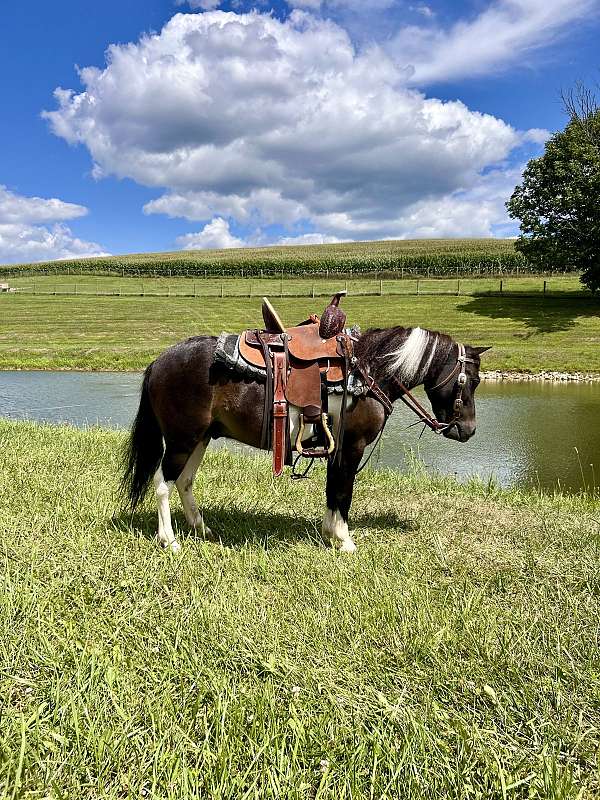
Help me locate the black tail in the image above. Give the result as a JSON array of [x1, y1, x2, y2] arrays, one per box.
[[121, 364, 163, 510]]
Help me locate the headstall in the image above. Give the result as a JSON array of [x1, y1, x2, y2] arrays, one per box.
[[366, 343, 475, 435]]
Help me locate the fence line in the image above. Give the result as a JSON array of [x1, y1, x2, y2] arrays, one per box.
[[4, 277, 588, 299]]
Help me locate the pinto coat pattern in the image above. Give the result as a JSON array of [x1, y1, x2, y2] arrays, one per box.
[[122, 327, 486, 553]]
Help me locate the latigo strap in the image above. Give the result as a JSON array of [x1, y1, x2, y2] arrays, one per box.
[[271, 350, 288, 476]]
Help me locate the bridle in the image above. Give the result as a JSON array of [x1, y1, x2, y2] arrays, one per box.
[[344, 341, 476, 475], [428, 342, 477, 424], [362, 343, 477, 435]]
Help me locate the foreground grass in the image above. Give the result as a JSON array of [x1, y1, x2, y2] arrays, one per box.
[[1, 421, 599, 798], [1, 279, 599, 372]]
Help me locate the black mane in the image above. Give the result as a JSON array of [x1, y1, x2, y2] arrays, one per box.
[[355, 326, 455, 385]]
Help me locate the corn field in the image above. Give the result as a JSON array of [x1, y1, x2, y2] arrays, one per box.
[[0, 238, 567, 279]]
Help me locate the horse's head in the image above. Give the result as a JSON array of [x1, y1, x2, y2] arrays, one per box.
[[424, 344, 489, 442]]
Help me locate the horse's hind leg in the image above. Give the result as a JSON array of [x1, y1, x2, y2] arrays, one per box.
[[175, 439, 212, 537], [153, 465, 179, 553], [154, 444, 195, 553]]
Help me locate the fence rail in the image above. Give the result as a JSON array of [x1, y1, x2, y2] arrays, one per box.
[[4, 277, 587, 299]]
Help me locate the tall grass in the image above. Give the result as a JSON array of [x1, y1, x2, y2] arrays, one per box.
[[0, 238, 539, 279], [1, 421, 599, 798]]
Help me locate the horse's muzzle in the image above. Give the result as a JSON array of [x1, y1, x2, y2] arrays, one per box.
[[443, 422, 475, 442]]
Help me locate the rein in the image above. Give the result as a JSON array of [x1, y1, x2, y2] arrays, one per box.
[[361, 342, 475, 435]]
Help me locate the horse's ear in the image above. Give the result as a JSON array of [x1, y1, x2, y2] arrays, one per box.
[[473, 346, 491, 355]]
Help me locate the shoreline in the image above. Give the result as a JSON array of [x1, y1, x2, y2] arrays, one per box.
[[481, 370, 600, 383], [1, 365, 600, 381]]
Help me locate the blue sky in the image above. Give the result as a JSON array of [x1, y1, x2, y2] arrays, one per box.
[[0, 0, 599, 262]]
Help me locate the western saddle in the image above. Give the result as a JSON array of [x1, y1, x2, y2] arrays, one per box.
[[238, 294, 355, 476]]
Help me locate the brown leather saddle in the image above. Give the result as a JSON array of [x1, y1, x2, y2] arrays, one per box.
[[238, 295, 354, 476]]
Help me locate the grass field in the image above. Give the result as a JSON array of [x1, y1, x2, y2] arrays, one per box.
[[6, 273, 587, 298], [1, 276, 599, 372], [0, 238, 526, 279], [1, 421, 599, 798]]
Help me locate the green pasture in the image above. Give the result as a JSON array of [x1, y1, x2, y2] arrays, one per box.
[[0, 275, 598, 372], [1, 421, 598, 798], [5, 273, 587, 298]]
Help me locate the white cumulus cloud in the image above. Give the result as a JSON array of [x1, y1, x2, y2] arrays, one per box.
[[0, 186, 108, 264], [0, 222, 109, 264], [177, 217, 246, 249], [275, 232, 348, 246], [0, 184, 88, 224], [44, 10, 539, 242], [392, 0, 597, 85]]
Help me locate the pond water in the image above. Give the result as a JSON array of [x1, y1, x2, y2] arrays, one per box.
[[1, 370, 599, 494]]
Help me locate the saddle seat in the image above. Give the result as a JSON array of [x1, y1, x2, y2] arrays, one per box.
[[239, 322, 346, 382], [237, 296, 354, 475]]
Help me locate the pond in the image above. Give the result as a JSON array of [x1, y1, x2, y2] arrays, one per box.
[[1, 370, 599, 494]]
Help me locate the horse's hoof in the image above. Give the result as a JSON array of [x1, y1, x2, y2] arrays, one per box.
[[157, 535, 182, 554], [338, 539, 357, 554], [190, 516, 214, 539]]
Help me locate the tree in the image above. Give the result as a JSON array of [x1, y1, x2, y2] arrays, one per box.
[[507, 84, 600, 293]]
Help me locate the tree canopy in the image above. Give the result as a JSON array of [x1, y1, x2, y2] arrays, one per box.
[[507, 88, 600, 293]]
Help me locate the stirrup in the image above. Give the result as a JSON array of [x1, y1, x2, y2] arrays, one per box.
[[296, 412, 335, 458]]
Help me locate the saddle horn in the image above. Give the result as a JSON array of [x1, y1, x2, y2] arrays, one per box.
[[319, 290, 347, 339]]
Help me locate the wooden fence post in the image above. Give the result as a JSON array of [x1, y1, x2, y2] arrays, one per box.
[[457, 279, 460, 296], [379, 279, 383, 296], [221, 282, 224, 298], [416, 278, 420, 296], [543, 279, 547, 295], [500, 279, 503, 294]]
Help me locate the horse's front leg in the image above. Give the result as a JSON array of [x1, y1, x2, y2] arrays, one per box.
[[322, 445, 364, 553]]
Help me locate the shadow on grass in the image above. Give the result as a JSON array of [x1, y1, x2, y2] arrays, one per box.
[[113, 506, 415, 549], [458, 295, 599, 334]]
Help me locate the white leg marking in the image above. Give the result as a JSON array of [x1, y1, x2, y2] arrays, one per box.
[[175, 441, 212, 537], [322, 508, 356, 554], [154, 467, 180, 553]]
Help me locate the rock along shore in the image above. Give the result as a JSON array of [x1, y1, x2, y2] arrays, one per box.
[[481, 370, 600, 383]]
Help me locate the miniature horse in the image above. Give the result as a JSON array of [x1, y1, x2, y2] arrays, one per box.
[[122, 326, 487, 553]]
